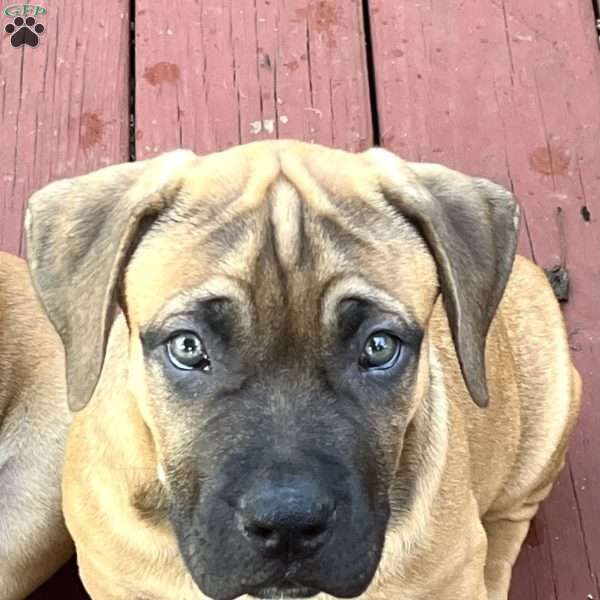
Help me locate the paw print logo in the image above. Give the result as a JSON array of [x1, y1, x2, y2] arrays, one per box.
[[5, 16, 44, 48]]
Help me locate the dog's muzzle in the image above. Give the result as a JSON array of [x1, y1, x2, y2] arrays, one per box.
[[173, 455, 389, 600]]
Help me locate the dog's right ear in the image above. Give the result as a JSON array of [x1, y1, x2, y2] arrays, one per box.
[[25, 150, 197, 411], [367, 148, 519, 409]]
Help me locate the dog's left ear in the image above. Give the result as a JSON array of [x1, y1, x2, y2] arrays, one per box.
[[369, 149, 520, 408], [25, 150, 197, 411]]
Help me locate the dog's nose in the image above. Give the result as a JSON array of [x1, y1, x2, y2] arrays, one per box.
[[239, 479, 335, 560]]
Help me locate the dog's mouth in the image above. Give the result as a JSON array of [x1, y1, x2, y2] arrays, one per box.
[[250, 580, 320, 598]]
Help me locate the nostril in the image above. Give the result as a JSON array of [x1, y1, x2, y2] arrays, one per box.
[[301, 522, 327, 538], [252, 525, 272, 539], [243, 522, 283, 554], [245, 523, 276, 541], [246, 525, 277, 542], [299, 519, 329, 538]]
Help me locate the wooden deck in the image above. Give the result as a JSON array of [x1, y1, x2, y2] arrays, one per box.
[[1, 1, 599, 598]]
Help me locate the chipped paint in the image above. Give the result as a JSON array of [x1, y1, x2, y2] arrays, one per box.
[[250, 119, 276, 135]]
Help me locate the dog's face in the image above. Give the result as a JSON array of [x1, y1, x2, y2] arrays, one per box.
[[123, 156, 438, 599], [26, 141, 519, 600]]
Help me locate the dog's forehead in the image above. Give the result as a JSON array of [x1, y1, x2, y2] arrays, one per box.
[[125, 141, 439, 326]]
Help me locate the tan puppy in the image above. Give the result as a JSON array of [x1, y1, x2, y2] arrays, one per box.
[[0, 252, 73, 600], [26, 141, 580, 600]]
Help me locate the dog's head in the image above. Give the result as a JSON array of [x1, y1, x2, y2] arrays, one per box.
[[26, 141, 519, 600]]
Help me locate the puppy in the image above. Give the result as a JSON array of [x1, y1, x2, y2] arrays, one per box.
[[25, 141, 580, 600], [0, 251, 73, 600]]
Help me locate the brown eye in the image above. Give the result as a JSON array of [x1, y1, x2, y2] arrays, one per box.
[[359, 332, 402, 370], [166, 332, 211, 371]]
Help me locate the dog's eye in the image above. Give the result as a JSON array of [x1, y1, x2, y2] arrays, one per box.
[[359, 332, 402, 370], [166, 332, 211, 371]]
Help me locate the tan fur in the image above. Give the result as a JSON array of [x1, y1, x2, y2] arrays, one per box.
[[0, 252, 73, 600], [25, 141, 580, 600]]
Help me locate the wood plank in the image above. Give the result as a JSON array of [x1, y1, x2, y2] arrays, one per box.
[[0, 0, 130, 256], [368, 0, 600, 598], [0, 2, 130, 597], [134, 0, 372, 158]]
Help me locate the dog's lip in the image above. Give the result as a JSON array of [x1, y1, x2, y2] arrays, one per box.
[[247, 572, 320, 599], [249, 581, 320, 598]]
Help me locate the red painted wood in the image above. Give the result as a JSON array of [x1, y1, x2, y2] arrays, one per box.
[[369, 0, 600, 598], [0, 1, 130, 257], [134, 0, 372, 158], [0, 2, 129, 598]]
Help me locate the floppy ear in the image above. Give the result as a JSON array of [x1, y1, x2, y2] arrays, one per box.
[[25, 150, 197, 411], [370, 150, 520, 408]]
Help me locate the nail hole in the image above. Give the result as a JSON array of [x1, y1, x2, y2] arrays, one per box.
[[581, 206, 591, 222]]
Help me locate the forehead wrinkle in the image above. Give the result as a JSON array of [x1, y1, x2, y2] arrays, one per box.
[[268, 177, 304, 271], [278, 147, 421, 253], [162, 145, 281, 232], [201, 207, 260, 256], [321, 275, 418, 329], [225, 150, 282, 213], [145, 275, 253, 330], [279, 150, 339, 219]]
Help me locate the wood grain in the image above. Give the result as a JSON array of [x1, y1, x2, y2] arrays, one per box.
[[368, 0, 600, 597], [0, 1, 130, 256], [134, 0, 372, 158]]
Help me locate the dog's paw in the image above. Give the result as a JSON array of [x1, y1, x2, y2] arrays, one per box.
[[5, 16, 44, 48]]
